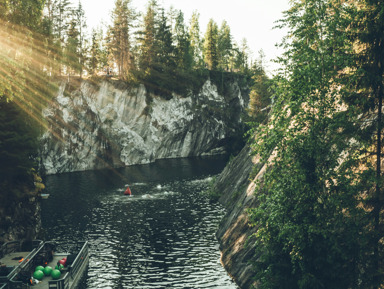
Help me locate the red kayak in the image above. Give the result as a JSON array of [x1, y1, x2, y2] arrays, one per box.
[[124, 186, 132, 196]]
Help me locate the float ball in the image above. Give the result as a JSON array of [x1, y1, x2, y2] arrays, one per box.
[[35, 265, 44, 272], [59, 259, 66, 266], [43, 266, 53, 276], [33, 270, 44, 280], [51, 269, 61, 280]]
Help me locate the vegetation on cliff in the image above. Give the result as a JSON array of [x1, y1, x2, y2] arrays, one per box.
[[0, 0, 263, 233], [247, 0, 384, 288], [0, 0, 50, 242]]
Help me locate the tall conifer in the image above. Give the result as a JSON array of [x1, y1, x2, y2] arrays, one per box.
[[174, 10, 192, 71], [218, 20, 232, 71], [203, 19, 219, 70], [189, 11, 203, 69], [109, 0, 135, 80]]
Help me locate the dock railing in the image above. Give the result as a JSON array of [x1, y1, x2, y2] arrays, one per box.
[[69, 241, 88, 279], [0, 240, 42, 259], [47, 272, 70, 289], [0, 240, 43, 284], [8, 241, 55, 289], [8, 241, 88, 289], [48, 241, 88, 289]]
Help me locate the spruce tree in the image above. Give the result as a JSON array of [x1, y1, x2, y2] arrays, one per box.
[[109, 0, 135, 80], [247, 50, 271, 124], [138, 0, 158, 75], [51, 0, 72, 76], [156, 8, 175, 70], [174, 10, 192, 71], [89, 28, 103, 75], [65, 16, 80, 78], [189, 11, 203, 69], [218, 20, 232, 71], [74, 0, 87, 78], [203, 19, 219, 70]]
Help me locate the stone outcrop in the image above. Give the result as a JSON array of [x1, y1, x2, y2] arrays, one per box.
[[215, 145, 265, 289], [0, 196, 41, 244], [40, 79, 248, 175]]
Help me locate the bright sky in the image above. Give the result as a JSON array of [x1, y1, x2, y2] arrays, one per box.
[[80, 0, 291, 75]]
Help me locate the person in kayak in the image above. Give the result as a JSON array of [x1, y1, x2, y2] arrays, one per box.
[[124, 186, 132, 196]]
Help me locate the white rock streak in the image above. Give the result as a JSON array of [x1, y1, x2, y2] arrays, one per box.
[[40, 80, 247, 174]]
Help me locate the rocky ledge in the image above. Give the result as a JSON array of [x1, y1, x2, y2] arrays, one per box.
[[215, 144, 265, 289], [40, 79, 248, 174]]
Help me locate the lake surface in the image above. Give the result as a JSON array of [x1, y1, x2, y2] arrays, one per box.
[[41, 156, 239, 289]]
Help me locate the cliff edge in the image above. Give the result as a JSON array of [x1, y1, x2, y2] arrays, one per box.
[[40, 78, 248, 174], [215, 145, 266, 289]]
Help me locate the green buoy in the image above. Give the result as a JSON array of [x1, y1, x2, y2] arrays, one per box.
[[35, 265, 44, 272], [51, 269, 61, 280], [33, 270, 44, 280], [43, 266, 53, 276]]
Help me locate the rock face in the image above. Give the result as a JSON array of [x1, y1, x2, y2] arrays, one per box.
[[215, 145, 265, 289], [0, 196, 41, 244], [40, 79, 248, 175]]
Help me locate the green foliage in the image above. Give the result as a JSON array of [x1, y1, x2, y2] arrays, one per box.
[[108, 0, 135, 80], [344, 1, 384, 286], [0, 0, 55, 216], [66, 17, 81, 75], [247, 0, 383, 288], [245, 53, 272, 126], [2, 0, 45, 30], [203, 19, 219, 70], [189, 11, 204, 69], [201, 177, 221, 201], [218, 20, 232, 70], [174, 10, 193, 71], [88, 28, 102, 75], [0, 98, 39, 185]]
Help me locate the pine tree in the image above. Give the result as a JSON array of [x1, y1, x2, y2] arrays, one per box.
[[203, 19, 219, 70], [108, 0, 135, 80], [52, 0, 72, 76], [218, 20, 232, 71], [156, 8, 175, 70], [174, 10, 192, 71], [65, 16, 80, 78], [74, 0, 87, 78], [247, 50, 271, 124], [4, 0, 45, 30], [138, 0, 158, 75], [189, 11, 203, 69], [89, 28, 103, 75], [232, 38, 249, 73]]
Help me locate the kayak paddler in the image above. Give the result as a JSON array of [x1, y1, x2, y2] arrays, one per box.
[[124, 186, 132, 196]]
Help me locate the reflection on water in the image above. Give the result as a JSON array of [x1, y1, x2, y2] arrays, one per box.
[[41, 157, 239, 288]]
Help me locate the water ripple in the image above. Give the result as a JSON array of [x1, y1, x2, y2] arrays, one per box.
[[41, 158, 238, 289]]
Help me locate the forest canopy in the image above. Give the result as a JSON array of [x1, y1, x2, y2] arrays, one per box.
[[0, 0, 265, 199], [247, 0, 384, 288]]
